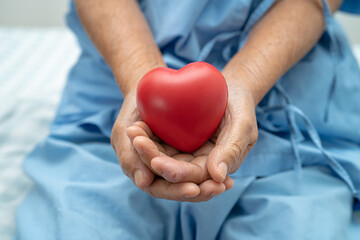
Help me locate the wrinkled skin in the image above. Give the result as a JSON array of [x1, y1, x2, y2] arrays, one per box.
[[111, 80, 258, 202]]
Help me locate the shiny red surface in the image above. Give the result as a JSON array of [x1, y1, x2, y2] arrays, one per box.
[[136, 62, 228, 153]]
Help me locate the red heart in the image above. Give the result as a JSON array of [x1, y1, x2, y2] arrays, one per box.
[[136, 62, 228, 153]]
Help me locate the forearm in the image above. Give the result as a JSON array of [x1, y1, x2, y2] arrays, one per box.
[[223, 0, 342, 105], [74, 0, 165, 96]]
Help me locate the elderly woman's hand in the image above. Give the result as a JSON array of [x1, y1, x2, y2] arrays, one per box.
[[127, 77, 258, 202], [127, 121, 235, 202], [111, 88, 224, 201], [206, 81, 258, 182]]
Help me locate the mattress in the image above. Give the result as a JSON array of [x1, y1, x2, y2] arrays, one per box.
[[0, 28, 359, 240]]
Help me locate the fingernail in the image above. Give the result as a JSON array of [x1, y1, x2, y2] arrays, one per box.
[[134, 170, 144, 187], [218, 162, 228, 182]]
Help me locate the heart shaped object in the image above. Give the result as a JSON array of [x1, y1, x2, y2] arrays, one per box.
[[136, 62, 228, 153]]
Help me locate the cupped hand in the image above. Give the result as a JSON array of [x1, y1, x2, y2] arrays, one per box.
[[111, 89, 154, 188], [111, 89, 229, 201], [127, 80, 258, 201], [127, 121, 234, 202], [206, 81, 258, 182]]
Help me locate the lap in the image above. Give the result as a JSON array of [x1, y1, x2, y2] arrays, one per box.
[[15, 126, 178, 240], [220, 166, 358, 240], [15, 125, 359, 239]]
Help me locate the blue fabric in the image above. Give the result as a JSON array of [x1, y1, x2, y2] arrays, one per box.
[[340, 0, 360, 14], [15, 0, 360, 239]]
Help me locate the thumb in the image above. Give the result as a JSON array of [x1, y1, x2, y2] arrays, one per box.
[[207, 142, 247, 183], [207, 121, 256, 183]]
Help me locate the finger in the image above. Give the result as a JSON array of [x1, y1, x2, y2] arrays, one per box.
[[133, 122, 182, 156], [207, 118, 254, 183], [119, 150, 155, 189], [144, 178, 200, 201], [130, 155, 155, 189], [127, 124, 169, 154], [113, 128, 155, 189], [128, 125, 179, 157], [207, 141, 248, 183], [158, 143, 179, 157], [172, 154, 194, 162], [224, 176, 234, 190], [127, 125, 148, 142], [128, 123, 167, 154], [132, 136, 163, 173], [151, 155, 209, 184], [192, 141, 215, 157], [133, 121, 161, 142], [185, 180, 226, 202]]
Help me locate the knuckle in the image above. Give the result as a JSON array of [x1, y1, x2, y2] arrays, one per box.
[[167, 171, 182, 182], [226, 142, 244, 174], [248, 141, 255, 151], [228, 142, 243, 161], [244, 144, 254, 157]]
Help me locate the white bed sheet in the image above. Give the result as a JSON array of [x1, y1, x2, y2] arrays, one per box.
[[0, 28, 80, 240], [0, 28, 359, 240]]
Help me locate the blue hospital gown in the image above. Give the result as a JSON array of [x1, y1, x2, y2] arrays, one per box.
[[15, 0, 360, 239]]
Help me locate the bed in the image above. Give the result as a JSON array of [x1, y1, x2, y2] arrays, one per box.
[[0, 28, 79, 240], [0, 28, 359, 240]]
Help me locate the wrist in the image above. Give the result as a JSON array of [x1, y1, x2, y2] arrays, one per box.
[[114, 60, 166, 97], [222, 64, 262, 106]]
